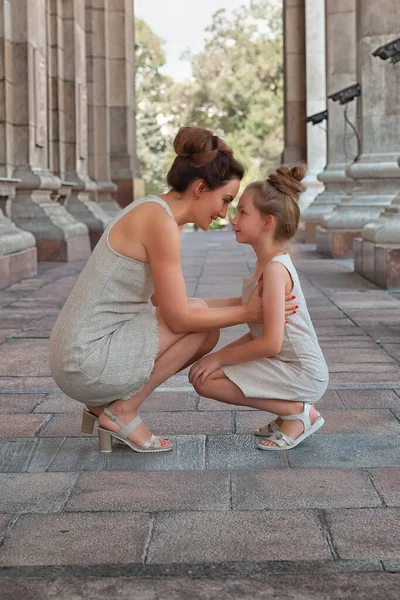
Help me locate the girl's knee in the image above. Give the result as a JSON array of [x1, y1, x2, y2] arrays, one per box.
[[193, 378, 210, 398]]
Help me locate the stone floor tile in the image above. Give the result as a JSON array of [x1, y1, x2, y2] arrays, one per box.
[[231, 468, 381, 510], [139, 391, 198, 412], [367, 468, 400, 506], [48, 435, 206, 472], [198, 397, 254, 411], [2, 573, 400, 600], [0, 473, 76, 513], [0, 514, 13, 539], [0, 439, 37, 473], [0, 414, 48, 437], [326, 508, 400, 559], [27, 438, 66, 472], [147, 510, 332, 564], [0, 512, 151, 566], [0, 394, 42, 414], [0, 377, 58, 394], [143, 411, 233, 435], [320, 410, 400, 434], [323, 349, 394, 363], [0, 339, 51, 376], [0, 329, 19, 343], [206, 434, 285, 470], [33, 392, 82, 413], [66, 471, 230, 512], [329, 372, 400, 386], [287, 434, 400, 469], [235, 411, 280, 434], [337, 389, 400, 409], [38, 413, 85, 437]]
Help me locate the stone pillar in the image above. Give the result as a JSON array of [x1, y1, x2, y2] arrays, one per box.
[[108, 0, 143, 207], [353, 2, 400, 288], [299, 0, 327, 212], [85, 0, 120, 217], [0, 1, 37, 286], [61, 0, 112, 247], [317, 0, 400, 258], [302, 0, 357, 244], [282, 0, 307, 165]]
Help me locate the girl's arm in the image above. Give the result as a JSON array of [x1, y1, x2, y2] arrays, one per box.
[[202, 298, 242, 308], [215, 262, 288, 365], [145, 210, 262, 333]]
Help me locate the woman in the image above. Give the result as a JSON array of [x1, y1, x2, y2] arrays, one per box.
[[49, 127, 296, 454]]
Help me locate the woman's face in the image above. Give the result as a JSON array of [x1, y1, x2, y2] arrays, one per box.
[[194, 179, 241, 230], [231, 190, 265, 245]]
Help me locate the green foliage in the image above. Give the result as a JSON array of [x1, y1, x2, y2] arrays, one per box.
[[135, 0, 283, 196]]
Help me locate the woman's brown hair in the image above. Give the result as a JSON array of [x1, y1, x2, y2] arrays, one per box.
[[167, 127, 245, 192], [247, 163, 307, 242]]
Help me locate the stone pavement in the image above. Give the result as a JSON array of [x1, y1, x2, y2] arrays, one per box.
[[0, 231, 400, 599]]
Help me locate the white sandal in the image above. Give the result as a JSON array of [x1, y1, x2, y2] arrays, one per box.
[[254, 419, 280, 437], [257, 403, 324, 451], [97, 407, 173, 453]]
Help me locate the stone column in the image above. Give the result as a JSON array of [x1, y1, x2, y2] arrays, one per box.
[[85, 0, 119, 217], [108, 0, 144, 207], [302, 0, 357, 243], [353, 2, 400, 288], [0, 1, 37, 286], [6, 0, 90, 262], [61, 0, 112, 247], [299, 0, 326, 212], [316, 0, 400, 258], [282, 0, 307, 165]]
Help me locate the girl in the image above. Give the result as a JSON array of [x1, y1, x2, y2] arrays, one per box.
[[49, 127, 297, 455], [189, 163, 329, 450]]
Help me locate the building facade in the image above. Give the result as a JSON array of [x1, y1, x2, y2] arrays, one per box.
[[284, 0, 400, 288], [0, 0, 143, 288]]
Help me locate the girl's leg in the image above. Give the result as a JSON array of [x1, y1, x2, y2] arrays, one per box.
[[97, 299, 219, 446], [194, 370, 318, 446]]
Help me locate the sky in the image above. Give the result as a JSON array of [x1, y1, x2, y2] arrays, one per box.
[[135, 0, 247, 81]]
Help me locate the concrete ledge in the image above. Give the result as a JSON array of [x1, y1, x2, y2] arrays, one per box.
[[36, 236, 91, 262], [316, 228, 361, 258], [354, 240, 400, 289], [0, 247, 37, 289]]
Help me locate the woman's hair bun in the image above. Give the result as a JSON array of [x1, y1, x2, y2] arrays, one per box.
[[267, 162, 307, 201], [173, 127, 233, 167]]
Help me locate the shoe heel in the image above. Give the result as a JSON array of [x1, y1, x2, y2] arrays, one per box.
[[81, 410, 96, 434], [98, 428, 113, 453]]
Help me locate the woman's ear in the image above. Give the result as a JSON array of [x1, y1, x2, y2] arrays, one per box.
[[193, 179, 207, 199]]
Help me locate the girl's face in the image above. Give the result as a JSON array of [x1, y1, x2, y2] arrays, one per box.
[[231, 191, 266, 245], [193, 179, 241, 230]]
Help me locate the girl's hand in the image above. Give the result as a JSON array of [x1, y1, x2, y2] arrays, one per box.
[[189, 354, 221, 386]]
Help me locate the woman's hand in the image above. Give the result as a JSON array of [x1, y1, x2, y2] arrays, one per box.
[[285, 294, 298, 319], [189, 354, 221, 387]]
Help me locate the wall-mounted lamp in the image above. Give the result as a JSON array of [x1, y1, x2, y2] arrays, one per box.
[[306, 110, 328, 125], [328, 84, 361, 105], [372, 38, 400, 64]]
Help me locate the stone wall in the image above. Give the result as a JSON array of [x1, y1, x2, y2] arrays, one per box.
[[0, 0, 141, 288]]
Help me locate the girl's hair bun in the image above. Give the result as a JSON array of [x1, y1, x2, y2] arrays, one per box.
[[173, 127, 233, 167], [267, 162, 307, 201]]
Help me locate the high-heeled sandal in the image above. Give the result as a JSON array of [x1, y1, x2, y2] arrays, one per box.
[[97, 407, 173, 453], [81, 406, 107, 435]]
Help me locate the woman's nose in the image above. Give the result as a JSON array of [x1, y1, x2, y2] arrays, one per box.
[[219, 205, 228, 219]]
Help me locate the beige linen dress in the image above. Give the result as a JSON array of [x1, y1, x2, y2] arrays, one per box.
[[49, 196, 172, 406], [222, 254, 329, 403]]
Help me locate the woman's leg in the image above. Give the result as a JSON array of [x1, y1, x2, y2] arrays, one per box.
[[97, 299, 219, 445], [194, 370, 318, 445]]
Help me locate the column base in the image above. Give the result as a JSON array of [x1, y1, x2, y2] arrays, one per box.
[[354, 239, 400, 289], [316, 228, 361, 258], [113, 179, 134, 208], [36, 235, 91, 262], [304, 221, 319, 243], [0, 247, 37, 289]]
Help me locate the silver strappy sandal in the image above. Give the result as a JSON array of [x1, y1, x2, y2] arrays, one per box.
[[97, 407, 173, 453], [257, 402, 324, 451], [81, 407, 106, 435]]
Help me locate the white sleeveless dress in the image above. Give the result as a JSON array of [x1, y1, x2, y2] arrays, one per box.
[[221, 254, 329, 403], [49, 196, 173, 406]]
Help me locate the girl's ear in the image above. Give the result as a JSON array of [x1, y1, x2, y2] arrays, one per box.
[[264, 214, 275, 231]]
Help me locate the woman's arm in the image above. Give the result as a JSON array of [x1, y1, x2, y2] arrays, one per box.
[[145, 210, 261, 333]]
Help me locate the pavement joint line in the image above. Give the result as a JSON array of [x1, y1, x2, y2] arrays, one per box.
[[317, 510, 339, 561], [0, 559, 386, 580], [58, 472, 80, 513], [364, 469, 388, 508], [141, 514, 156, 565], [388, 408, 400, 425], [34, 414, 53, 436], [228, 472, 233, 510], [0, 513, 20, 549], [43, 437, 68, 472]]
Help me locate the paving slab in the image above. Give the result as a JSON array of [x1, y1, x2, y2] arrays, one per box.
[[231, 468, 381, 510], [0, 394, 42, 414], [0, 340, 51, 376], [0, 473, 76, 513], [337, 389, 400, 409], [3, 573, 400, 600], [0, 414, 48, 438], [326, 508, 400, 560], [206, 434, 286, 470], [65, 471, 230, 512], [367, 468, 400, 506], [147, 510, 332, 564], [48, 435, 206, 472], [0, 512, 151, 566]]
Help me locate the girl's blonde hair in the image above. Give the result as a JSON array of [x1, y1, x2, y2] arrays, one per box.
[[247, 163, 307, 242]]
